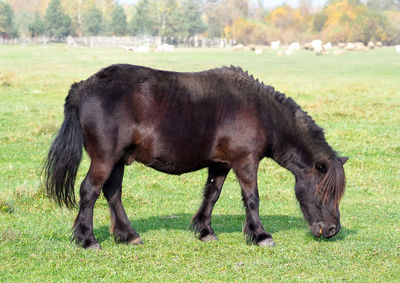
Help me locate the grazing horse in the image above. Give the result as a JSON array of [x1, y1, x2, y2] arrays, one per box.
[[44, 64, 348, 249]]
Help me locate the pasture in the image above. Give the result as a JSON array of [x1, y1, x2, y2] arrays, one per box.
[[0, 45, 399, 281]]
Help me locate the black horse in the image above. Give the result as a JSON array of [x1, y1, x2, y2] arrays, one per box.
[[44, 64, 348, 249]]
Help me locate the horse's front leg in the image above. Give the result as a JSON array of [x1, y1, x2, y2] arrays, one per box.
[[191, 163, 230, 241], [233, 156, 276, 246]]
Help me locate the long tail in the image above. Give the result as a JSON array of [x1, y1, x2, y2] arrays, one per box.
[[43, 83, 84, 209]]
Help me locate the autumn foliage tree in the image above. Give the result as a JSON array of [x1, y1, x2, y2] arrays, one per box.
[[320, 0, 396, 43], [232, 18, 268, 44], [3, 0, 400, 45]]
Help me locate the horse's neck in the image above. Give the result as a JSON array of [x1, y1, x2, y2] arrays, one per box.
[[265, 94, 334, 176], [271, 139, 311, 176], [267, 110, 316, 176]]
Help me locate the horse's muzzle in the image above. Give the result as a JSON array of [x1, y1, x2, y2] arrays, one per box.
[[311, 222, 340, 238]]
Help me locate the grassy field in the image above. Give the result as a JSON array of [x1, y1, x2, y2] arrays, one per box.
[[0, 45, 399, 281]]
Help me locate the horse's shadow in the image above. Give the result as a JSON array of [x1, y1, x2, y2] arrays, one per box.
[[94, 213, 356, 243]]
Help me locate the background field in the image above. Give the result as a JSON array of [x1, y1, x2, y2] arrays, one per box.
[[0, 45, 399, 281]]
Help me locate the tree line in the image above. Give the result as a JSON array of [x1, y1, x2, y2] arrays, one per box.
[[1, 0, 400, 45]]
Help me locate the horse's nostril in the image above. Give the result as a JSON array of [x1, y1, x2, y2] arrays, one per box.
[[327, 225, 337, 237]]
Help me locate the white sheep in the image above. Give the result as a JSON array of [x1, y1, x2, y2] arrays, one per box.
[[368, 41, 375, 49], [271, 41, 280, 50], [285, 49, 293, 56], [323, 42, 332, 50], [289, 42, 300, 51], [312, 40, 323, 54], [311, 39, 323, 54], [134, 45, 151, 53], [345, 42, 356, 51], [156, 44, 175, 52], [255, 48, 263, 55]]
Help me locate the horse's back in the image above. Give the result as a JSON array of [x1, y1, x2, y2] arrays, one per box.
[[76, 64, 268, 174]]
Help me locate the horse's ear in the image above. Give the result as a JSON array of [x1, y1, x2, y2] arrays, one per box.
[[314, 159, 328, 174], [339, 156, 348, 165]]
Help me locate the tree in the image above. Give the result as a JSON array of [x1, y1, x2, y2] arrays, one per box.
[[385, 9, 400, 43], [82, 6, 103, 35], [319, 0, 397, 44], [157, 0, 181, 39], [367, 0, 400, 10], [28, 12, 46, 37], [109, 4, 127, 35], [266, 4, 303, 31], [0, 1, 18, 38], [313, 11, 327, 32], [320, 0, 359, 42], [45, 0, 72, 39], [204, 2, 225, 37], [232, 18, 268, 44], [204, 0, 249, 38], [128, 0, 156, 36], [353, 8, 396, 43], [61, 0, 96, 36], [100, 0, 115, 24], [180, 0, 207, 38]]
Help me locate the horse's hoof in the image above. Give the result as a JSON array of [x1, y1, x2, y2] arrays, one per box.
[[257, 238, 276, 247], [200, 234, 218, 242], [86, 243, 102, 250], [128, 237, 144, 245]]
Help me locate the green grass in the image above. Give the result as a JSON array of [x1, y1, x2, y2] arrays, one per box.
[[0, 45, 399, 281]]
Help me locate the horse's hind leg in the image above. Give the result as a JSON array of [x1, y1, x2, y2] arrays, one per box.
[[102, 161, 142, 245], [191, 163, 230, 241], [73, 160, 114, 249]]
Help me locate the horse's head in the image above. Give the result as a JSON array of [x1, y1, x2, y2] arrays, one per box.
[[295, 156, 348, 238]]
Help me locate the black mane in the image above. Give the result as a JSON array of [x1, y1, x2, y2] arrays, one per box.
[[218, 65, 337, 161]]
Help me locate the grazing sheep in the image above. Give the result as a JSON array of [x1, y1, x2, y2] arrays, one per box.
[[271, 41, 280, 50], [355, 42, 367, 51], [285, 49, 293, 56], [246, 44, 256, 51], [368, 41, 375, 49], [303, 42, 312, 50], [345, 42, 356, 51], [289, 42, 300, 51], [232, 44, 244, 51], [135, 45, 151, 53], [311, 40, 322, 49], [255, 48, 263, 55], [395, 45, 400, 53], [312, 40, 323, 54], [323, 42, 332, 50], [156, 44, 175, 52]]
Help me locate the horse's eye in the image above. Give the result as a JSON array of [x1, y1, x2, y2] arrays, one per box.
[[317, 163, 325, 171], [314, 160, 327, 174]]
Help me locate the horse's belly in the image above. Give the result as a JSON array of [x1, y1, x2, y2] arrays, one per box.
[[148, 159, 207, 175], [124, 143, 208, 175]]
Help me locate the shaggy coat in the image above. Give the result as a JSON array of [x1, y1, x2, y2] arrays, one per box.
[[44, 64, 347, 249]]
